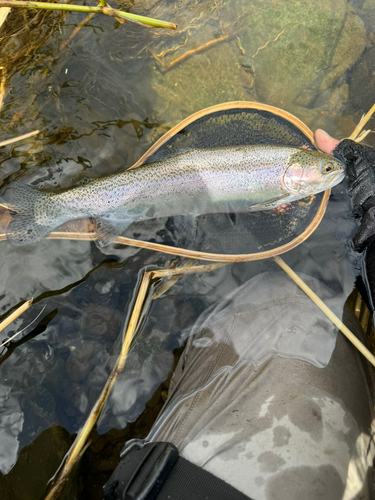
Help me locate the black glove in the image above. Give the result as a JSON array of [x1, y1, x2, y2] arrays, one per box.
[[333, 139, 375, 310], [333, 139, 375, 252]]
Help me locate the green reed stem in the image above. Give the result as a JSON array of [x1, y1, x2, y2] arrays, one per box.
[[0, 0, 177, 29]]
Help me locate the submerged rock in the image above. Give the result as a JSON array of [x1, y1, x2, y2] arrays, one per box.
[[0, 425, 73, 500], [236, 0, 366, 109], [136, 0, 254, 122], [349, 45, 375, 113], [350, 0, 375, 33]]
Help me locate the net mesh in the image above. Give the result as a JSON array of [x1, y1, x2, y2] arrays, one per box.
[[121, 106, 324, 256]]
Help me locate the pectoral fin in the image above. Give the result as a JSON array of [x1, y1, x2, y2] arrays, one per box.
[[173, 214, 197, 238], [250, 194, 291, 209], [95, 213, 133, 247]]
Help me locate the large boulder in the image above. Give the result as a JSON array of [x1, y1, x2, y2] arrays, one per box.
[[134, 0, 366, 123], [236, 0, 366, 108]]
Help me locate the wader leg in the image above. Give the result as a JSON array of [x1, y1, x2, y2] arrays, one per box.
[[147, 272, 375, 500]]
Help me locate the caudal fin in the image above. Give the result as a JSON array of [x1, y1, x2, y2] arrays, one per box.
[[3, 182, 58, 246]]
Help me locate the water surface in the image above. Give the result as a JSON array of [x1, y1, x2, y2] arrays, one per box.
[[0, 0, 373, 498]]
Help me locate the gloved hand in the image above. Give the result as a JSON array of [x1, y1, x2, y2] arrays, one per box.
[[332, 139, 375, 252], [315, 130, 375, 252], [315, 130, 375, 309]]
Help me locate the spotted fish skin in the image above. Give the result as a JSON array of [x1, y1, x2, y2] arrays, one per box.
[[3, 145, 344, 247]]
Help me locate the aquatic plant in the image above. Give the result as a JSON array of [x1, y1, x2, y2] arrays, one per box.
[[0, 0, 177, 30]]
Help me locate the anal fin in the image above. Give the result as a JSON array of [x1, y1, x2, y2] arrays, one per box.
[[171, 214, 197, 242], [95, 213, 133, 247]]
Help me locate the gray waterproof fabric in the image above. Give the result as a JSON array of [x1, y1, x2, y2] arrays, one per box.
[[148, 272, 375, 500]]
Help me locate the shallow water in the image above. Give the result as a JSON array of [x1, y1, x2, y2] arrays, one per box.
[[0, 0, 373, 498]]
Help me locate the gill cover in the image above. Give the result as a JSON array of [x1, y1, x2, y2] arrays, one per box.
[[283, 151, 344, 195]]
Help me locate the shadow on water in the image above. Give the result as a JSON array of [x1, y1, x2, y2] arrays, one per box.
[[0, 0, 375, 498]]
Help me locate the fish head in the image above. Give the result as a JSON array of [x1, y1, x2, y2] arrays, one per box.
[[283, 150, 345, 196]]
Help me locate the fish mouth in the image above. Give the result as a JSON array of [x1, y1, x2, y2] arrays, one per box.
[[325, 169, 345, 188], [309, 169, 345, 194]]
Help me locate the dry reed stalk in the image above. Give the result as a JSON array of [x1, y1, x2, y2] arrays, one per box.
[[349, 102, 375, 142], [151, 261, 228, 299], [0, 299, 33, 333], [274, 256, 375, 367], [0, 304, 46, 348], [59, 13, 95, 51], [59, 2, 126, 51], [44, 270, 153, 500], [354, 291, 362, 318], [0, 7, 10, 32], [152, 34, 231, 70], [151, 261, 227, 279], [0, 65, 6, 112], [0, 129, 39, 147], [151, 259, 197, 300]]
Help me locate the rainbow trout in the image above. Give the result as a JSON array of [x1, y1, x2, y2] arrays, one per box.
[[3, 145, 344, 247]]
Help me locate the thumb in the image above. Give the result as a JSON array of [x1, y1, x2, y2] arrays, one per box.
[[314, 129, 340, 155]]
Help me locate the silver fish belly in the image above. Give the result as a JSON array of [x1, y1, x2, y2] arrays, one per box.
[[3, 145, 344, 247]]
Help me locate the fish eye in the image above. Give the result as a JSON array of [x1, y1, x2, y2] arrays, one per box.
[[323, 163, 334, 173]]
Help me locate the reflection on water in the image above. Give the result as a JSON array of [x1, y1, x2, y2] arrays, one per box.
[[0, 0, 373, 498]]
